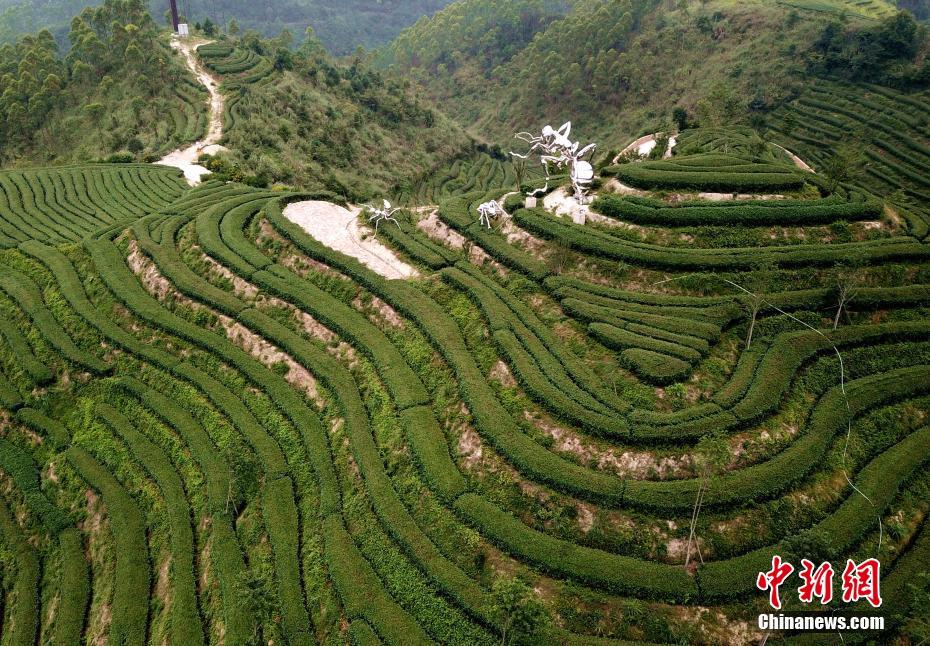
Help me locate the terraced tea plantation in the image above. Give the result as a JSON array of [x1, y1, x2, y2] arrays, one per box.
[[0, 107, 928, 645], [769, 80, 930, 240], [776, 0, 898, 19]]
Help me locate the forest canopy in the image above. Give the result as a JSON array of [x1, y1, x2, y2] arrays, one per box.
[[0, 0, 455, 55], [808, 11, 930, 86], [0, 0, 203, 163]]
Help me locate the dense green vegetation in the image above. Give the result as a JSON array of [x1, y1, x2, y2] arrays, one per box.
[[378, 0, 823, 145], [0, 0, 455, 55], [807, 9, 930, 84], [378, 0, 928, 150], [197, 29, 471, 200], [898, 0, 930, 19], [377, 0, 572, 78], [0, 0, 207, 164]]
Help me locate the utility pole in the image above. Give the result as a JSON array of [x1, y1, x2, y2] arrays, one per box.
[[168, 0, 180, 32]]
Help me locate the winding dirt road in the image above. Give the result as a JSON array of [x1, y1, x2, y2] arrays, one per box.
[[157, 37, 226, 185], [771, 142, 815, 172]]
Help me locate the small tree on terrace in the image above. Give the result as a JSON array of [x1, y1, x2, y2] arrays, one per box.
[[490, 576, 550, 645], [828, 259, 862, 330], [734, 261, 776, 349], [547, 235, 573, 275], [685, 431, 730, 567], [823, 145, 860, 194], [672, 106, 690, 132], [235, 565, 275, 642], [512, 157, 527, 192]]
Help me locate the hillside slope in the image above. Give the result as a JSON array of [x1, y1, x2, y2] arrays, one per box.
[[193, 31, 472, 200], [0, 0, 208, 165], [0, 0, 455, 55], [377, 0, 917, 149], [1, 3, 472, 200]]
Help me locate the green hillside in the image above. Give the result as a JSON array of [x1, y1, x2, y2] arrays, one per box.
[[0, 0, 455, 55], [1, 5, 471, 200], [377, 0, 927, 149], [0, 0, 207, 165], [194, 30, 471, 200]]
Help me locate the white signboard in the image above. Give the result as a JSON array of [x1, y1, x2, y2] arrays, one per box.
[[178, 23, 190, 37]]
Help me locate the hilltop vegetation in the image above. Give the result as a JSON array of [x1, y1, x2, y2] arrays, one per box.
[[0, 0, 206, 165], [899, 0, 930, 19], [0, 0, 455, 55], [377, 0, 573, 79], [1, 1, 472, 199], [378, 0, 927, 149], [808, 9, 930, 84], [196, 29, 471, 200]]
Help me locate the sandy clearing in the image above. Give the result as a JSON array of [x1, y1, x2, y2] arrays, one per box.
[[615, 133, 677, 163], [693, 192, 787, 201], [157, 37, 228, 185], [605, 179, 788, 204], [283, 201, 419, 280], [417, 210, 467, 249], [543, 187, 590, 223], [527, 411, 692, 479]]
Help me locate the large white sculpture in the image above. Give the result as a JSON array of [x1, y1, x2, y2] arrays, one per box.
[[510, 121, 597, 203], [364, 199, 400, 231], [476, 201, 505, 229]]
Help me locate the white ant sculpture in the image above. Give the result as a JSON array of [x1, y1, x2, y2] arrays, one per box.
[[476, 200, 505, 229], [364, 199, 401, 231], [510, 121, 597, 203]]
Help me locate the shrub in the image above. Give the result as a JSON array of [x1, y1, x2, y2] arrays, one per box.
[[593, 193, 882, 227], [104, 151, 135, 163], [621, 348, 691, 385]]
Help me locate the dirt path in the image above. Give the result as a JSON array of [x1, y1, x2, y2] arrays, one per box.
[[283, 201, 419, 280], [771, 143, 815, 173], [157, 36, 227, 185]]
